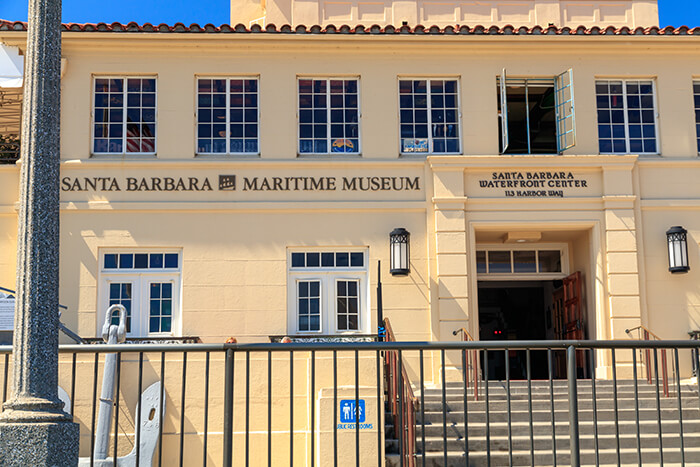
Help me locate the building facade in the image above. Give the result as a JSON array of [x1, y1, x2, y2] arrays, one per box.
[[1, 0, 700, 380]]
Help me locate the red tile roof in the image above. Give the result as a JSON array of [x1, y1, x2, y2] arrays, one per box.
[[1, 19, 699, 36]]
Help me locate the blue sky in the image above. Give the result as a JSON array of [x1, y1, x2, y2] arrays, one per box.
[[0, 0, 697, 26]]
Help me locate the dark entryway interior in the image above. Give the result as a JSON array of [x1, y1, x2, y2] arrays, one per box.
[[478, 281, 559, 379], [498, 82, 558, 154]]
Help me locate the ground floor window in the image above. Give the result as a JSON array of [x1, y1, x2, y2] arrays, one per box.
[[100, 250, 181, 337], [288, 249, 368, 335]]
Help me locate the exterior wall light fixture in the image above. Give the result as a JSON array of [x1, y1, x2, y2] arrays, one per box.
[[666, 226, 690, 274], [390, 228, 410, 276]]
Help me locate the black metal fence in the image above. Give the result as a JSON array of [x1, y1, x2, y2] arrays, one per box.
[[0, 340, 699, 466]]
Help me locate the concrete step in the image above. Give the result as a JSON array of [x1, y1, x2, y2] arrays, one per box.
[[417, 407, 697, 424], [386, 447, 700, 467], [415, 418, 700, 438], [411, 432, 700, 452], [417, 398, 697, 411]]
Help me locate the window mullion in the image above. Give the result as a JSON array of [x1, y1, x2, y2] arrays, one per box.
[[122, 78, 127, 155], [226, 79, 231, 154], [427, 79, 433, 153], [622, 81, 631, 154], [327, 79, 331, 155]]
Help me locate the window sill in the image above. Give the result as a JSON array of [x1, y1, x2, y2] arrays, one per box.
[[269, 334, 378, 343]]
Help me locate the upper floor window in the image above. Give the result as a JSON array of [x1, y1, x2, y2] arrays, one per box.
[[298, 78, 360, 154], [287, 250, 368, 335], [197, 78, 259, 155], [498, 69, 575, 155], [595, 79, 658, 154], [99, 251, 181, 337], [694, 81, 700, 153], [399, 79, 460, 154], [93, 77, 156, 154]]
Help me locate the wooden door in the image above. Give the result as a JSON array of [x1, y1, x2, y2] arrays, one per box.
[[552, 271, 587, 377]]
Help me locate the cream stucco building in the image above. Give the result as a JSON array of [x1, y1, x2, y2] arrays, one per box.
[[1, 0, 700, 463]]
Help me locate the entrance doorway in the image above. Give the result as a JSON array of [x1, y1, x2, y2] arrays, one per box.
[[478, 281, 557, 379]]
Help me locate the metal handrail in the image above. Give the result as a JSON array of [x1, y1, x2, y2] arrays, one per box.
[[453, 327, 480, 400], [625, 325, 671, 397], [383, 318, 417, 466]]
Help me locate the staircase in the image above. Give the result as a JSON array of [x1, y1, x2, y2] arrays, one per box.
[[386, 379, 700, 466]]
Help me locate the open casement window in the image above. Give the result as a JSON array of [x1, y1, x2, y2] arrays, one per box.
[[288, 250, 369, 335], [498, 69, 576, 155]]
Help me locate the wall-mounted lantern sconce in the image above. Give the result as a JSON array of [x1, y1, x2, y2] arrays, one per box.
[[666, 226, 690, 274], [390, 228, 410, 276]]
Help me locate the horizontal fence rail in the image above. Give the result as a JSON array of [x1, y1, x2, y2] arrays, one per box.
[[0, 340, 699, 467]]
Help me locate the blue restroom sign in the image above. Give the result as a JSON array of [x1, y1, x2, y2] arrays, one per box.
[[338, 399, 372, 429]]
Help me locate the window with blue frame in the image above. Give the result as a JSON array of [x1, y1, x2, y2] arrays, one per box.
[[101, 251, 180, 337], [298, 78, 360, 154], [595, 80, 658, 154], [197, 78, 259, 155]]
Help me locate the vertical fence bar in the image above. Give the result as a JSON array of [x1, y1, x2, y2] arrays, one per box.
[[70, 352, 77, 417], [398, 350, 404, 467], [419, 349, 426, 467], [590, 349, 599, 467], [203, 351, 210, 467], [673, 348, 685, 466], [136, 352, 144, 467], [567, 346, 581, 467], [548, 349, 556, 467], [632, 350, 641, 467], [441, 349, 447, 466], [290, 350, 294, 467], [333, 350, 338, 467], [2, 353, 8, 404], [661, 349, 669, 397], [179, 351, 187, 467], [90, 352, 99, 467], [311, 350, 316, 467], [484, 349, 490, 467], [158, 352, 166, 467], [526, 349, 534, 467], [223, 349, 234, 467], [376, 350, 382, 467], [462, 349, 468, 467], [653, 349, 664, 466], [505, 349, 512, 467], [245, 351, 251, 467], [355, 349, 360, 467], [113, 353, 122, 464], [268, 351, 272, 467], [611, 348, 620, 467]]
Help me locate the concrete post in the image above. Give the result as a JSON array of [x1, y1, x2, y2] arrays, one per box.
[[0, 0, 80, 464]]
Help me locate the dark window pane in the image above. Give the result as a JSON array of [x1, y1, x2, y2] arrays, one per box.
[[144, 253, 162, 268], [292, 253, 305, 268], [134, 254, 148, 269], [350, 252, 363, 267], [336, 252, 349, 267], [322, 252, 334, 267], [105, 254, 118, 269], [513, 251, 537, 273], [164, 253, 178, 268], [488, 251, 510, 273], [476, 251, 486, 273], [310, 281, 320, 297], [538, 250, 561, 272], [119, 254, 133, 269], [306, 252, 320, 267]]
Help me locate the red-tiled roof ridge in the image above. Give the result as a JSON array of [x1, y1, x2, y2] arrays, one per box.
[[1, 19, 700, 35]]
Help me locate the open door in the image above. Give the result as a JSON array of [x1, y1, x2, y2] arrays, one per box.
[[553, 271, 587, 376]]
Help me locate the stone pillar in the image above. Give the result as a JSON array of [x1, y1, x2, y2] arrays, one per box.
[[0, 0, 80, 464]]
